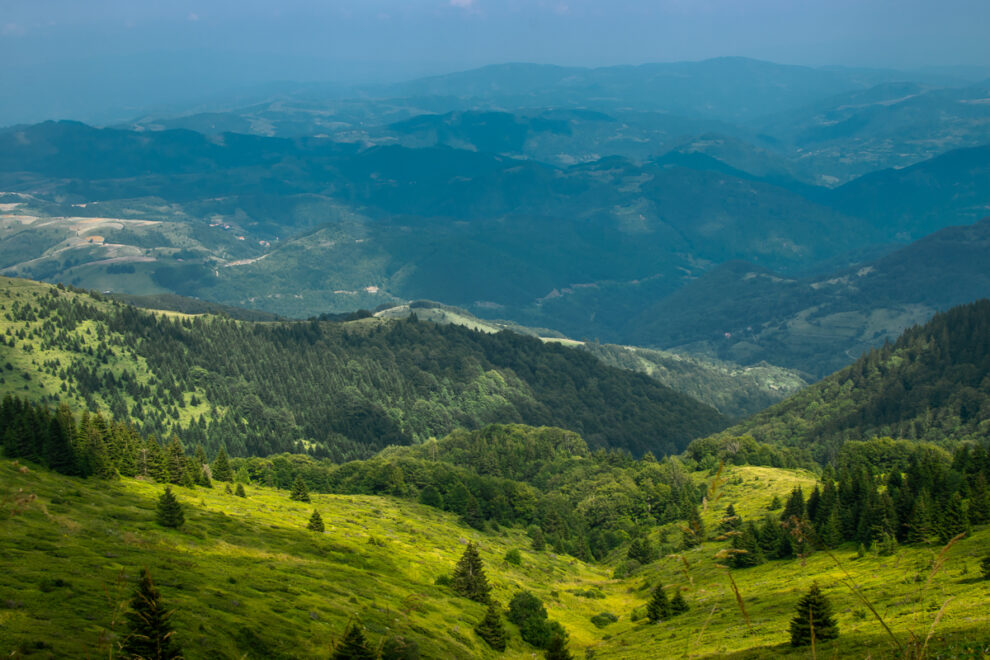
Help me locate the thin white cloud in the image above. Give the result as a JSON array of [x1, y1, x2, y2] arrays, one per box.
[[450, 0, 476, 8], [187, 12, 200, 22], [2, 23, 27, 37]]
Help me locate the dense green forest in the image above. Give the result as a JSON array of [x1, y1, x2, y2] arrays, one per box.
[[703, 299, 990, 462], [0, 277, 726, 462], [5, 388, 988, 569]]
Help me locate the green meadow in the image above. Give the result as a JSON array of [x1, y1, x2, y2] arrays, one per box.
[[2, 459, 987, 658]]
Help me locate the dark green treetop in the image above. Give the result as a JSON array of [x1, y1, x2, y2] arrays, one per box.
[[155, 486, 184, 528], [789, 582, 838, 647], [451, 541, 491, 603], [121, 567, 181, 660]]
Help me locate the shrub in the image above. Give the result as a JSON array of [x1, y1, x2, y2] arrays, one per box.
[[590, 612, 618, 628]]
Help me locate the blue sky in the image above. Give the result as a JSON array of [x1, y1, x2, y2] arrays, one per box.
[[2, 0, 989, 124]]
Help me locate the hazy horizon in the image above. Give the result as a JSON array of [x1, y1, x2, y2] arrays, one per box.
[[2, 0, 989, 126]]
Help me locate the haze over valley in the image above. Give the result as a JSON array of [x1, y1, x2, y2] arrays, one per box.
[[2, 2, 990, 658]]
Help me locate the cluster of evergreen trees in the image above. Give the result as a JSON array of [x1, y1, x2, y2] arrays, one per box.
[[0, 394, 239, 488], [725, 439, 990, 569], [3, 285, 724, 461], [645, 584, 689, 623], [445, 543, 572, 658]]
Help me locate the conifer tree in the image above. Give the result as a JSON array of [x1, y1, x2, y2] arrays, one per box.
[[789, 583, 838, 647], [969, 474, 990, 525], [156, 486, 184, 528], [197, 467, 212, 489], [121, 568, 181, 660], [308, 510, 325, 532], [331, 622, 376, 660], [544, 632, 573, 660], [719, 503, 741, 533], [166, 436, 186, 485], [682, 504, 705, 548], [821, 507, 843, 548], [451, 542, 491, 603], [782, 486, 806, 522], [939, 493, 968, 542], [235, 483, 246, 498], [211, 446, 233, 482], [290, 475, 311, 502], [475, 600, 507, 651], [670, 589, 689, 615], [146, 437, 168, 483], [115, 427, 139, 478], [981, 554, 990, 580], [180, 469, 195, 489], [730, 522, 765, 568], [45, 410, 78, 475], [907, 490, 935, 543], [646, 584, 671, 622]]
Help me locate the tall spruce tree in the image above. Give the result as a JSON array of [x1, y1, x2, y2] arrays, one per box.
[[121, 568, 181, 660], [45, 410, 78, 475], [451, 542, 491, 603], [475, 600, 507, 651], [308, 510, 325, 532], [782, 486, 806, 522], [166, 436, 186, 485], [646, 584, 672, 622], [290, 475, 311, 502], [719, 503, 742, 533], [682, 504, 705, 548], [156, 487, 184, 528], [729, 522, 765, 568], [670, 589, 689, 615], [939, 493, 968, 542], [789, 583, 838, 647], [146, 437, 168, 482], [211, 446, 233, 482], [331, 622, 376, 660]]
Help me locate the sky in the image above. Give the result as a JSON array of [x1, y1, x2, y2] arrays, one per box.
[[1, 0, 989, 125]]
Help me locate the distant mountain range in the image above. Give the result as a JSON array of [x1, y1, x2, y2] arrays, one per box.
[[2, 58, 990, 378], [116, 58, 990, 183]]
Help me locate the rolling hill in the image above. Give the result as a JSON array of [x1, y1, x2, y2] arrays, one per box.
[[702, 299, 990, 462], [623, 217, 990, 376], [0, 276, 727, 461]]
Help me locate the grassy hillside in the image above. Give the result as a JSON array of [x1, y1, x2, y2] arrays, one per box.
[[0, 276, 726, 460], [2, 458, 988, 659]]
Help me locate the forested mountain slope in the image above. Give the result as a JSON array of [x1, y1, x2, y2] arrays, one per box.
[[626, 217, 990, 376], [0, 276, 726, 461], [705, 299, 990, 462]]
